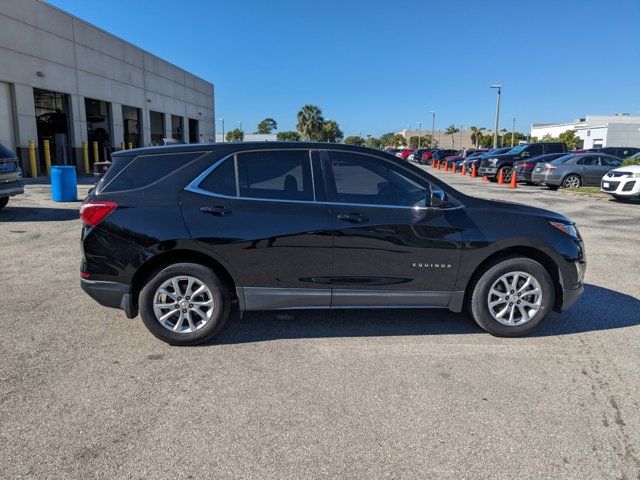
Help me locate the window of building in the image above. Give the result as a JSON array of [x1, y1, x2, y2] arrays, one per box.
[[122, 105, 141, 148], [237, 150, 313, 201], [150, 111, 164, 146], [171, 115, 183, 141], [33, 88, 71, 169]]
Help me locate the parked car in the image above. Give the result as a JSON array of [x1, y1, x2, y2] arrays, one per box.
[[462, 147, 511, 172], [514, 153, 569, 184], [478, 142, 568, 181], [385, 148, 402, 155], [80, 142, 585, 345], [396, 148, 414, 161], [419, 149, 439, 165], [463, 148, 489, 157], [0, 143, 24, 210], [408, 148, 430, 162], [431, 149, 459, 163], [601, 163, 640, 201], [531, 153, 622, 190], [587, 147, 640, 159]]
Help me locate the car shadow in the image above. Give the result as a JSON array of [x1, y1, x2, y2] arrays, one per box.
[[207, 284, 640, 345], [0, 206, 79, 222]]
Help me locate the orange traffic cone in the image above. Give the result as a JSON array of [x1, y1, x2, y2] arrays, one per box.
[[497, 169, 505, 185], [509, 171, 518, 189], [452, 162, 457, 174], [435, 160, 440, 169], [461, 163, 466, 175], [471, 164, 478, 178], [443, 161, 448, 172]]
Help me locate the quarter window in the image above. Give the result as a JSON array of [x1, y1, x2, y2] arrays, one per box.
[[237, 150, 314, 201], [198, 157, 237, 196], [327, 151, 428, 207]]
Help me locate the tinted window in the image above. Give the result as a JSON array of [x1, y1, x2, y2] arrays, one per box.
[[600, 156, 621, 167], [0, 143, 16, 159], [102, 152, 201, 192], [527, 144, 544, 155], [199, 157, 237, 196], [577, 156, 598, 166], [550, 154, 575, 164], [328, 151, 427, 207], [544, 143, 565, 154], [237, 150, 313, 201]]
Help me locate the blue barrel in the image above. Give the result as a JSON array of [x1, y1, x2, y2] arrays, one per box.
[[51, 165, 78, 202]]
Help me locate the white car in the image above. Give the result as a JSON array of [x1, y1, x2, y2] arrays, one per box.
[[601, 164, 640, 200]]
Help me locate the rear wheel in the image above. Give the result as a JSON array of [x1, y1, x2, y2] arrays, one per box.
[[562, 174, 581, 188], [468, 256, 555, 337], [139, 263, 231, 345], [0, 197, 8, 210]]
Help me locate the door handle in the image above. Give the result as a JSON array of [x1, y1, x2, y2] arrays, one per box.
[[337, 213, 368, 224], [200, 205, 232, 216]]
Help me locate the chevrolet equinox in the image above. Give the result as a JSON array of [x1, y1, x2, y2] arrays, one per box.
[[80, 143, 585, 345]]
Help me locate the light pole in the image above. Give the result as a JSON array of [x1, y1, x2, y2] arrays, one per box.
[[511, 116, 516, 147], [418, 122, 422, 149], [219, 118, 225, 142], [429, 111, 435, 148], [490, 84, 502, 149], [460, 124, 463, 150]]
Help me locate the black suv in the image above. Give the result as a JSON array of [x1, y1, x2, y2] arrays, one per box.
[[0, 143, 24, 210], [80, 143, 585, 345], [478, 142, 567, 181], [587, 147, 640, 159]]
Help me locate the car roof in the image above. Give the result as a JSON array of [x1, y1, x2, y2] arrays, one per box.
[[112, 141, 387, 158]]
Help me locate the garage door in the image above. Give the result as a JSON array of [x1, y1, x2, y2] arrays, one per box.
[[0, 82, 16, 153]]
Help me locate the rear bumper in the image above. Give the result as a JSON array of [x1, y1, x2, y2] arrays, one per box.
[[81, 278, 137, 318], [0, 179, 24, 197]]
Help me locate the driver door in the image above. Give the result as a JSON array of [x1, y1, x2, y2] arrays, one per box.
[[320, 150, 463, 308]]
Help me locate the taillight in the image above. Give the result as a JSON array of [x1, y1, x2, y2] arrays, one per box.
[[80, 200, 118, 226], [521, 162, 534, 169]]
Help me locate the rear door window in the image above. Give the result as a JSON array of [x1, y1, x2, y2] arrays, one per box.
[[236, 150, 314, 201], [577, 156, 597, 166], [198, 157, 237, 196]]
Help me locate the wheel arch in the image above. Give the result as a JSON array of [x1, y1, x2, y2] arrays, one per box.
[[130, 249, 238, 316], [462, 246, 563, 313]]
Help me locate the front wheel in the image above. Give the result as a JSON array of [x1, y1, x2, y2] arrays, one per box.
[[498, 166, 513, 182], [468, 256, 555, 337], [139, 263, 231, 345], [0, 197, 8, 210]]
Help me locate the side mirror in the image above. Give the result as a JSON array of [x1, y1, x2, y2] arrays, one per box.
[[430, 189, 445, 207], [521, 151, 531, 158]]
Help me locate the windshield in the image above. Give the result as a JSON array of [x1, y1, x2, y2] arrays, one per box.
[[550, 154, 575, 164], [506, 144, 529, 154]]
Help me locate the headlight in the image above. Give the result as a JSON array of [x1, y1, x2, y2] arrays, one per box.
[[489, 158, 498, 165], [550, 221, 578, 239]]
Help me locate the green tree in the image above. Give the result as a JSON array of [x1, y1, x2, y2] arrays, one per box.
[[502, 132, 527, 148], [469, 126, 485, 149], [276, 130, 301, 142], [409, 135, 433, 148], [256, 117, 277, 134], [444, 125, 460, 148], [320, 120, 344, 143], [478, 134, 494, 148], [379, 132, 396, 148], [364, 136, 382, 150], [296, 104, 324, 141], [226, 128, 244, 142], [344, 135, 365, 146], [558, 130, 582, 150]]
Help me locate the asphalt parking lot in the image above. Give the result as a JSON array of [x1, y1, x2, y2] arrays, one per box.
[[1, 172, 639, 479]]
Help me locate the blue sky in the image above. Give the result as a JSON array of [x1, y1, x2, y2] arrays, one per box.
[[50, 0, 640, 136]]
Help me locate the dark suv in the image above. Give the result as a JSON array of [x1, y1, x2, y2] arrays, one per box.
[[0, 143, 24, 210], [80, 143, 585, 345], [478, 142, 567, 181], [587, 147, 640, 159]]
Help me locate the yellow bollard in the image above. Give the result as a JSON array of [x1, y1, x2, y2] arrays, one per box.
[[93, 141, 99, 165], [82, 141, 90, 174], [127, 142, 133, 150], [120, 142, 125, 151], [43, 139, 52, 176], [28, 139, 37, 178]]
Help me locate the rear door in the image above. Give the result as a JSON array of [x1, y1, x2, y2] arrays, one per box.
[[321, 149, 462, 308], [576, 155, 600, 185], [181, 149, 334, 309]]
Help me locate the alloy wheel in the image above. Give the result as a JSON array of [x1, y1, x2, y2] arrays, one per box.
[[563, 175, 581, 188], [487, 271, 542, 326], [153, 275, 215, 333]]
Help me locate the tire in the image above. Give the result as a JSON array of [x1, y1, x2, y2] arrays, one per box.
[[498, 165, 513, 182], [561, 174, 581, 189], [139, 262, 231, 346], [0, 197, 8, 210], [468, 256, 555, 337]]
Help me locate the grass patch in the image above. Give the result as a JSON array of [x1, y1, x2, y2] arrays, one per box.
[[564, 187, 602, 194]]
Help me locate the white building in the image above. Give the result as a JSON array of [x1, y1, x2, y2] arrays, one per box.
[[531, 114, 640, 149], [0, 0, 215, 176]]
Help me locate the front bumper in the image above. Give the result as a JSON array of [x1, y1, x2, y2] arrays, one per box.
[[478, 166, 498, 178], [81, 278, 136, 318], [0, 179, 24, 197], [601, 177, 639, 197]]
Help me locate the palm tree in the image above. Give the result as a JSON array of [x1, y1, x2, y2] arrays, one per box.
[[296, 105, 324, 141], [444, 125, 460, 148], [469, 126, 485, 149]]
